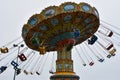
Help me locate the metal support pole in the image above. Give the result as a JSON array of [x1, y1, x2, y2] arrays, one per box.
[[13, 44, 24, 80]]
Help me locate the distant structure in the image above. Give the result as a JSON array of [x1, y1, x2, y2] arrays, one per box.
[[0, 2, 120, 80]]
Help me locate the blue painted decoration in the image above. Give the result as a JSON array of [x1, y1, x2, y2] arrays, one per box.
[[74, 29, 80, 38], [28, 17, 38, 26], [82, 4, 90, 12], [64, 15, 72, 22], [39, 25, 48, 31], [45, 9, 55, 17], [51, 19, 59, 26], [64, 4, 75, 11], [22, 27, 28, 37], [84, 18, 92, 24]]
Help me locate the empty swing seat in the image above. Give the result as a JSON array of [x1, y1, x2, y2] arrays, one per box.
[[89, 62, 94, 66], [30, 72, 33, 75], [24, 70, 28, 75], [106, 44, 113, 50], [11, 61, 19, 67], [107, 55, 111, 58], [108, 31, 113, 37], [0, 47, 9, 53], [109, 48, 116, 56], [36, 71, 40, 75], [83, 63, 87, 66], [98, 58, 104, 62]]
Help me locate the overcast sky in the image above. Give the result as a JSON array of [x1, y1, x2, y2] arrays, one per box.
[[0, 0, 120, 80]]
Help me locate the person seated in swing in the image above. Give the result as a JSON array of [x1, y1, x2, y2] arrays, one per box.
[[88, 35, 98, 45]]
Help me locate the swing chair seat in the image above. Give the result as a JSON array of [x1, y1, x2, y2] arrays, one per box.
[[11, 61, 19, 67], [74, 29, 80, 38], [24, 70, 28, 75], [88, 35, 98, 45], [107, 55, 111, 58], [0, 47, 9, 53], [49, 70, 54, 74], [89, 62, 94, 66], [106, 44, 113, 50], [0, 66, 7, 73], [108, 31, 113, 37], [18, 53, 27, 61], [98, 58, 104, 62], [30, 72, 33, 75], [83, 64, 86, 66], [15, 68, 21, 75], [36, 71, 40, 75], [111, 53, 116, 56], [109, 48, 116, 56]]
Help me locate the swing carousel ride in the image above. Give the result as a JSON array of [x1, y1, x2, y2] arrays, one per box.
[[0, 2, 120, 80]]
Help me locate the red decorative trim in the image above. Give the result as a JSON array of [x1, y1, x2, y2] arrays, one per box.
[[56, 39, 75, 48]]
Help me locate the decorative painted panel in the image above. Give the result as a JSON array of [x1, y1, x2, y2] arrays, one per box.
[[22, 27, 28, 37], [64, 15, 72, 22], [51, 19, 59, 26], [28, 17, 38, 26], [45, 9, 55, 17], [39, 25, 48, 31], [64, 4, 75, 11], [82, 4, 90, 12]]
